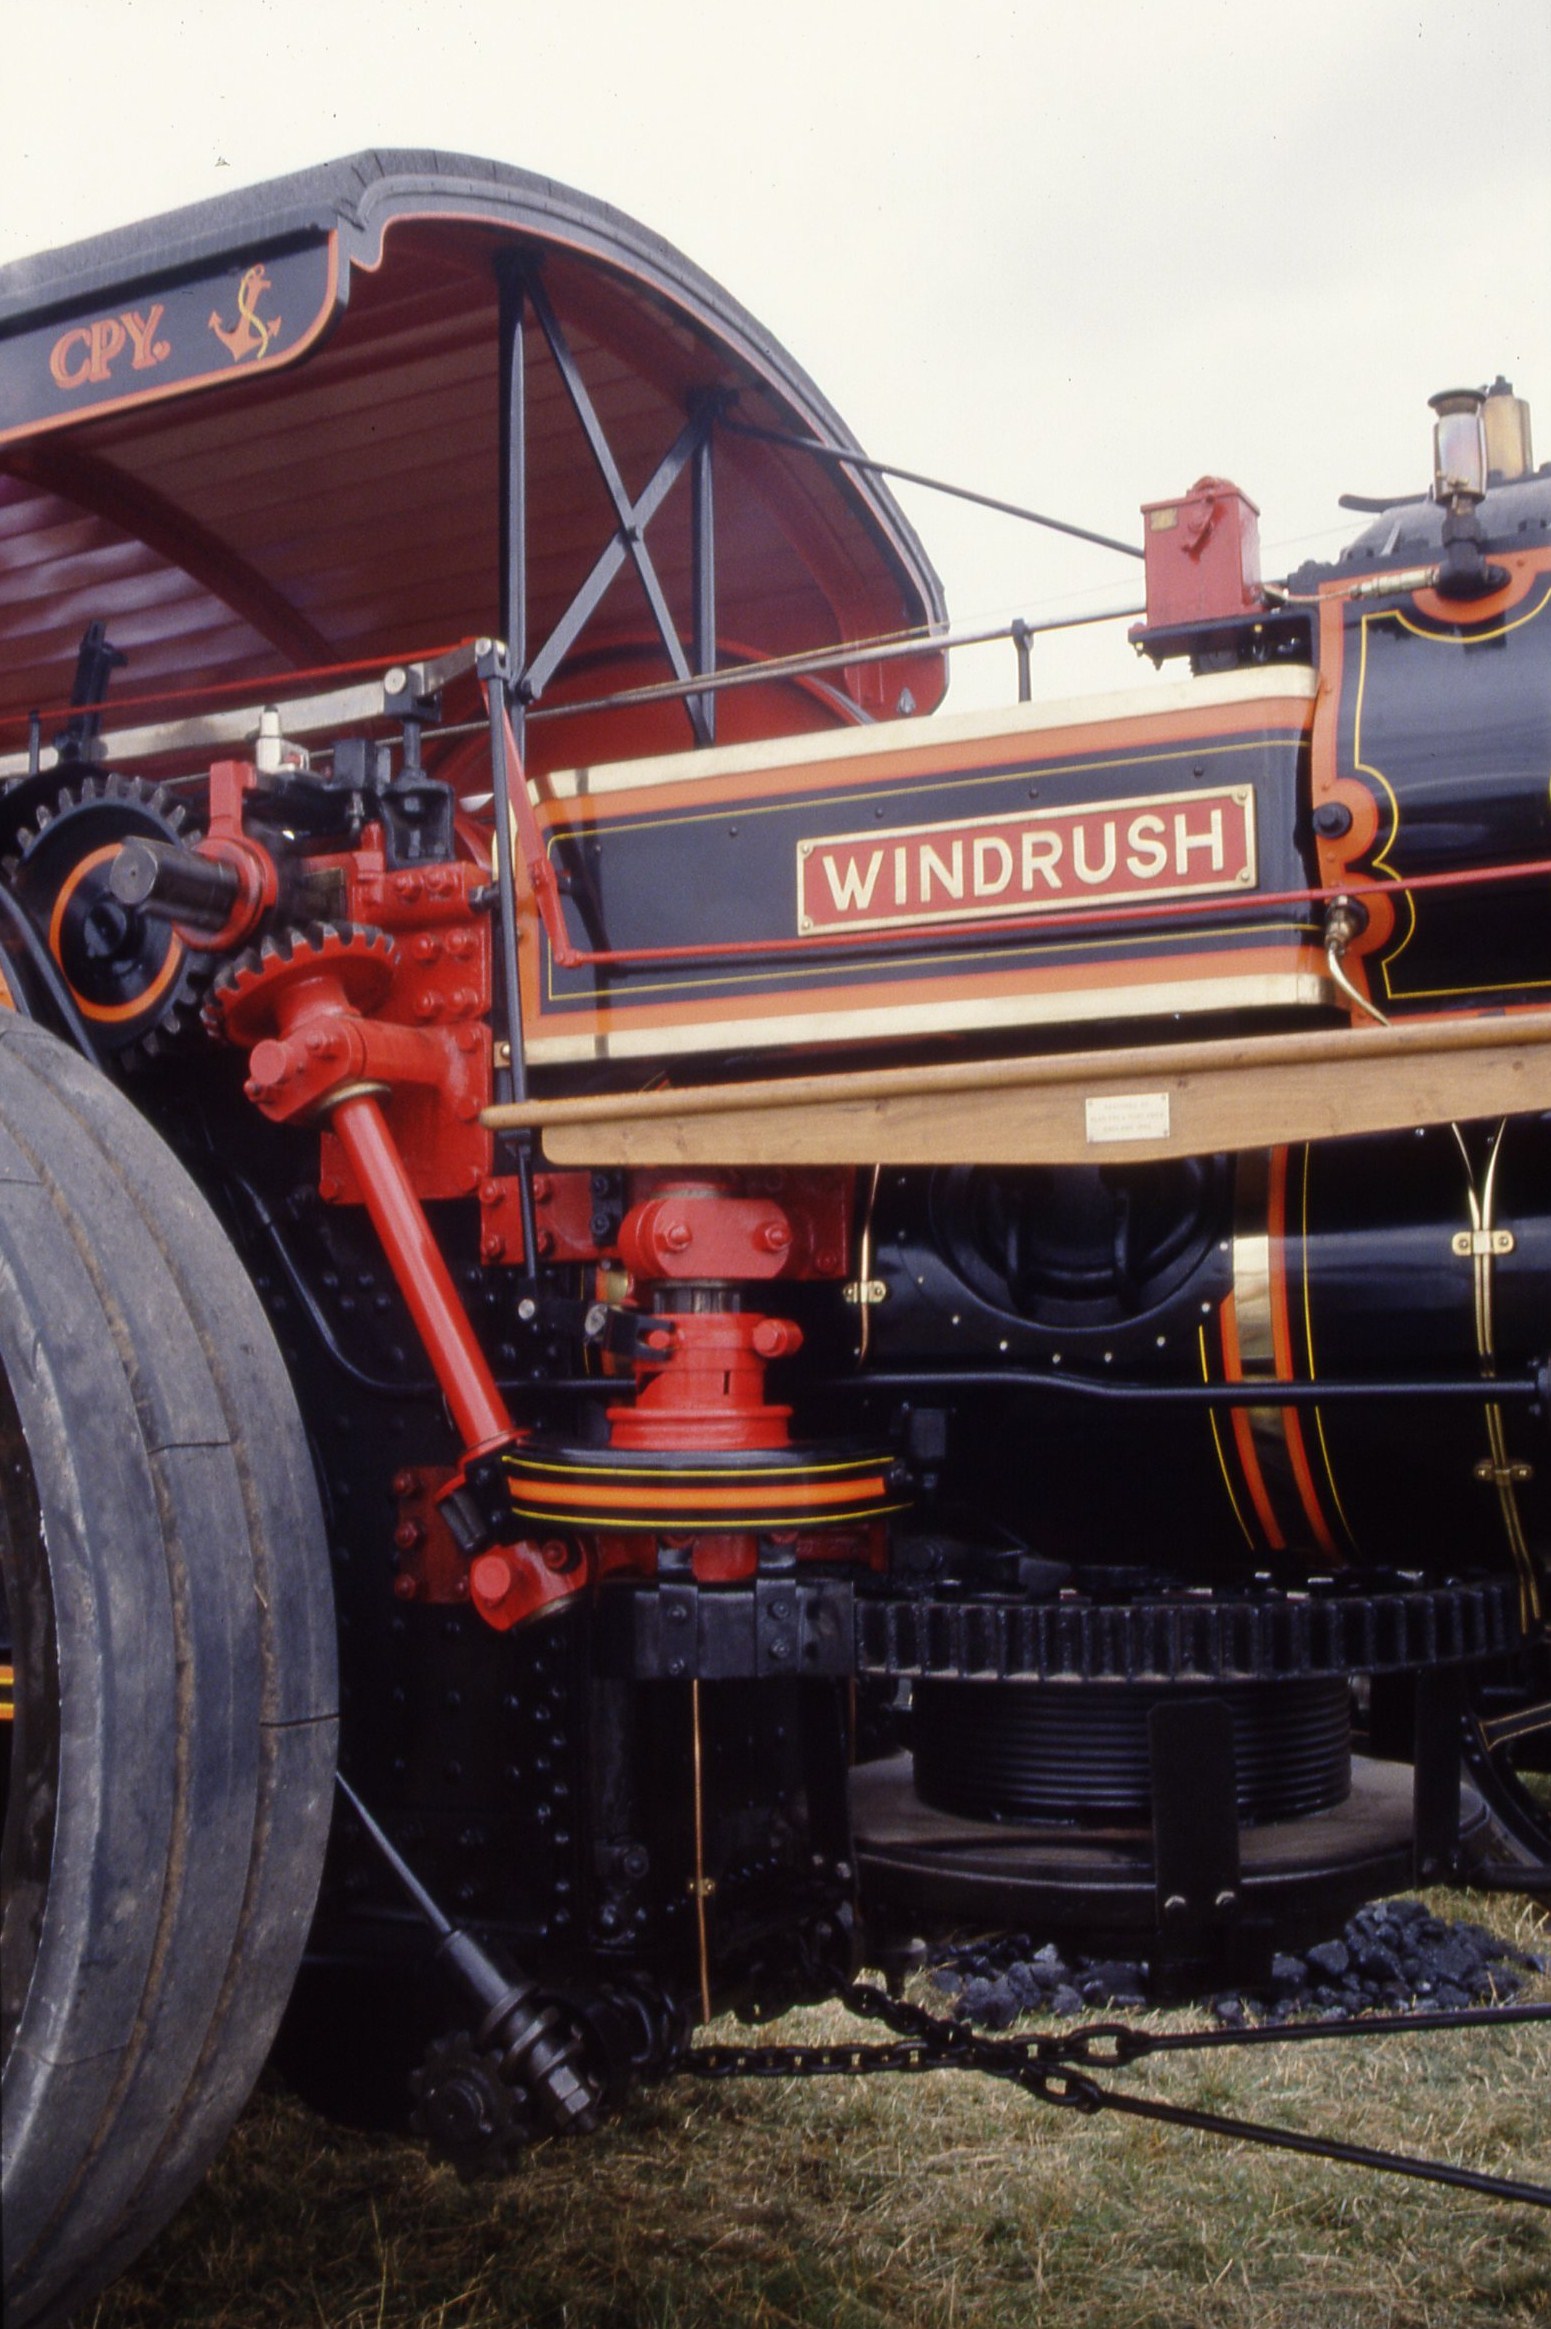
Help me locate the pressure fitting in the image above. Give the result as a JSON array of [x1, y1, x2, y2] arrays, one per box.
[[609, 1307, 804, 1451]]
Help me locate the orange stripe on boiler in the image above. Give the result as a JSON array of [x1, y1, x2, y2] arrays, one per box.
[[1266, 1148, 1341, 1561], [507, 1473, 888, 1515]]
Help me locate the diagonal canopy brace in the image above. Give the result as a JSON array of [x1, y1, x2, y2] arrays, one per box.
[[521, 410, 709, 711], [521, 272, 715, 742]]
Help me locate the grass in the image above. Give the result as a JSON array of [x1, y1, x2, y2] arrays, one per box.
[[80, 1892, 1550, 2329]]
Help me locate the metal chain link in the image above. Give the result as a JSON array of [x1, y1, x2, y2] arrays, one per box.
[[683, 1980, 1551, 2207]]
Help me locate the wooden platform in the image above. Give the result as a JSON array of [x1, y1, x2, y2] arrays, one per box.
[[485, 1008, 1551, 1167]]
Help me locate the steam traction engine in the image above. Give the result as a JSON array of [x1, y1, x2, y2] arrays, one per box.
[[1, 154, 1549, 2321]]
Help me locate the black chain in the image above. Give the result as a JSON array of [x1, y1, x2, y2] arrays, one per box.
[[684, 1982, 1551, 2209]]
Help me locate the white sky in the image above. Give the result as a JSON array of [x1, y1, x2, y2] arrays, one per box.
[[3, 0, 1548, 708]]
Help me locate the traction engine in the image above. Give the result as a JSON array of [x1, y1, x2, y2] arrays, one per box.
[[1, 152, 1549, 2321]]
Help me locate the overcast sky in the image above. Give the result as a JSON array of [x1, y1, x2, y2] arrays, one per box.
[[3, 1, 1547, 707]]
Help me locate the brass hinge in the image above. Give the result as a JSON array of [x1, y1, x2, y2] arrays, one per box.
[[843, 1279, 888, 1307], [1452, 1228, 1515, 1257], [1475, 1458, 1535, 1486]]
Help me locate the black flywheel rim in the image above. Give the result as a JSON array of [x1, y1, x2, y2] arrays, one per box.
[[5, 777, 209, 1057]]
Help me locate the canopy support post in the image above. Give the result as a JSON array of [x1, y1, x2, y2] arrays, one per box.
[[692, 390, 719, 744], [497, 260, 528, 756]]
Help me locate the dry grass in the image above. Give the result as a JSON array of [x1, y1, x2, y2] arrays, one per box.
[[81, 1892, 1550, 2329]]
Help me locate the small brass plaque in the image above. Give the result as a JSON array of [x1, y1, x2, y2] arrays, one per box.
[[1085, 1091, 1172, 1144]]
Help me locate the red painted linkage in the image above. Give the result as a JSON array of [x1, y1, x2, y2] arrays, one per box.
[[213, 926, 515, 1457]]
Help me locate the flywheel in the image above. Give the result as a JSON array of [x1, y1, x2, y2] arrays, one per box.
[[3, 774, 214, 1062]]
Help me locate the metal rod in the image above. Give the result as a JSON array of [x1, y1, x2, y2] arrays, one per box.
[[497, 263, 527, 758], [1095, 1998, 1551, 2062], [722, 416, 1146, 560], [525, 273, 709, 744], [1012, 619, 1033, 702], [335, 1774, 453, 1937], [834, 1365, 1547, 1409], [521, 416, 705, 706], [1057, 2077, 1551, 2209], [690, 1678, 714, 2026], [692, 398, 718, 745], [525, 600, 1145, 726], [0, 606, 1144, 778], [328, 1091, 514, 1451], [483, 665, 543, 1281], [485, 668, 528, 1110]]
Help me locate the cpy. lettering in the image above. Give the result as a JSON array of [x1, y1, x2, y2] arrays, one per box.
[[49, 306, 171, 393]]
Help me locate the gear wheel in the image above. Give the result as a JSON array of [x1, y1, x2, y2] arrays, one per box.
[[206, 922, 398, 1046], [3, 772, 214, 1063], [408, 2029, 537, 2179]]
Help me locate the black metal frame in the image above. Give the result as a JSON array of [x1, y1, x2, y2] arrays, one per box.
[[495, 259, 722, 751]]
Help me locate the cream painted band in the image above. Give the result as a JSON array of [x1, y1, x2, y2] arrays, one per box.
[[539, 663, 1320, 803], [524, 968, 1330, 1068]]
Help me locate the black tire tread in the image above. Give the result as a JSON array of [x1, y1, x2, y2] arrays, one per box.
[[0, 1017, 336, 2328]]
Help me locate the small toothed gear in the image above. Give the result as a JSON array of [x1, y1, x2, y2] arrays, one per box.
[[408, 2030, 536, 2178], [206, 922, 398, 1046], [3, 773, 215, 1063]]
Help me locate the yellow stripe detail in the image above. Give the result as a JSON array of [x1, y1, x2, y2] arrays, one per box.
[[506, 1453, 884, 1483], [1299, 1143, 1357, 1553], [508, 1501, 911, 1532], [1199, 1324, 1255, 1551]]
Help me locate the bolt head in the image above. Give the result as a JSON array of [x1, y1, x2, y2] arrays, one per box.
[[471, 1552, 513, 1606]]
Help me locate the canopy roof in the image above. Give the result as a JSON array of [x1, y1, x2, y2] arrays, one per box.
[[0, 152, 947, 769]]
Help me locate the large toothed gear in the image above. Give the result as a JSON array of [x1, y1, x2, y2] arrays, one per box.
[[206, 922, 398, 1047], [3, 773, 216, 1063]]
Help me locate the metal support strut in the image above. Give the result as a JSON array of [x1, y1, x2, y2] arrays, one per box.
[[336, 1776, 601, 2139]]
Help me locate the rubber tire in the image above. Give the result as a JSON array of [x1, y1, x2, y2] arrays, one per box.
[[0, 1016, 337, 2328]]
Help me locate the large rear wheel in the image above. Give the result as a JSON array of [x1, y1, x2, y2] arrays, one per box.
[[0, 1016, 337, 2327]]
